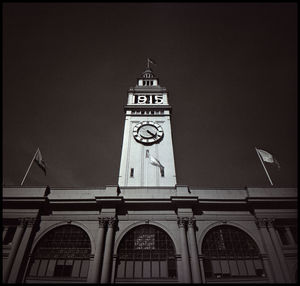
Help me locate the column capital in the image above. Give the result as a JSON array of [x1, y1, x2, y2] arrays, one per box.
[[266, 218, 275, 228], [98, 217, 107, 228], [18, 218, 28, 228], [106, 217, 117, 228], [177, 217, 188, 228], [25, 217, 37, 227], [256, 218, 275, 229], [255, 218, 268, 229], [187, 217, 196, 228], [177, 216, 195, 228]]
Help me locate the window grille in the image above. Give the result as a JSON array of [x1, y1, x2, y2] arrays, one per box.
[[202, 225, 266, 280], [116, 225, 177, 280], [26, 225, 91, 281]]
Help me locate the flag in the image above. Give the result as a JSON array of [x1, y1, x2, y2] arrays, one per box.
[[35, 148, 47, 175], [256, 148, 280, 168], [149, 155, 164, 171], [148, 58, 156, 65]]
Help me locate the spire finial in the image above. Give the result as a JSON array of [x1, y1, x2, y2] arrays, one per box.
[[147, 58, 156, 69]]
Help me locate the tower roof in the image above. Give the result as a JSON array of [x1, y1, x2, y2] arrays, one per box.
[[141, 68, 156, 78]]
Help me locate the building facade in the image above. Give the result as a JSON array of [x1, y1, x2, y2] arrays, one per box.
[[2, 67, 297, 283]]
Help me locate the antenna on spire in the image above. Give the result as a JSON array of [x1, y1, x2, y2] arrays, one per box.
[[147, 58, 156, 69]]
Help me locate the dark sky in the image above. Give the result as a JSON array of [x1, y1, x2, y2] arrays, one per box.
[[3, 3, 297, 188]]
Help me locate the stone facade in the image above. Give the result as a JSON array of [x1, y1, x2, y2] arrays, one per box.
[[2, 185, 297, 283]]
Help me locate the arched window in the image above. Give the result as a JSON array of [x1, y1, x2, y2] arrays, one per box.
[[202, 225, 266, 280], [26, 225, 91, 282], [116, 225, 177, 281]]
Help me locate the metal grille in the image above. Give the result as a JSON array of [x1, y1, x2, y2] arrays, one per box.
[[34, 225, 91, 259], [26, 225, 91, 280], [116, 225, 177, 280], [202, 225, 265, 279]]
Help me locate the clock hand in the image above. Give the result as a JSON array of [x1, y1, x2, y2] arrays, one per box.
[[147, 130, 156, 137]]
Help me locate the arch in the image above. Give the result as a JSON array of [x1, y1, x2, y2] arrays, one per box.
[[31, 221, 96, 255], [114, 223, 177, 281], [200, 223, 266, 280], [25, 224, 92, 282], [198, 221, 265, 255], [114, 221, 179, 255]]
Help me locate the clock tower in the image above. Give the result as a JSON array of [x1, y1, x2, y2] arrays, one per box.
[[118, 62, 177, 187]]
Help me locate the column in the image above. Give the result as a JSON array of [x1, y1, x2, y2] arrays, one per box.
[[256, 218, 284, 283], [267, 220, 291, 282], [90, 218, 107, 283], [177, 217, 192, 283], [3, 219, 26, 283], [187, 218, 201, 283], [198, 255, 206, 283], [8, 218, 36, 283], [101, 217, 117, 283]]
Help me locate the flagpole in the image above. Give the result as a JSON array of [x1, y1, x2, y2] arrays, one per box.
[[20, 148, 39, 186], [255, 147, 273, 186]]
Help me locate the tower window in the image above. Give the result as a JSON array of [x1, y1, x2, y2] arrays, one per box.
[[130, 168, 134, 177], [160, 168, 165, 177]]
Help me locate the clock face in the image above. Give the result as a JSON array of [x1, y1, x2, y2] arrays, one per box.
[[133, 121, 164, 145]]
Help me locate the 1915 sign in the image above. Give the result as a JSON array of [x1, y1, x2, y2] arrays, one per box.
[[134, 95, 163, 104]]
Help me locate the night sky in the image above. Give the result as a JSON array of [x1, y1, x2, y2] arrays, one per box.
[[3, 3, 297, 188]]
